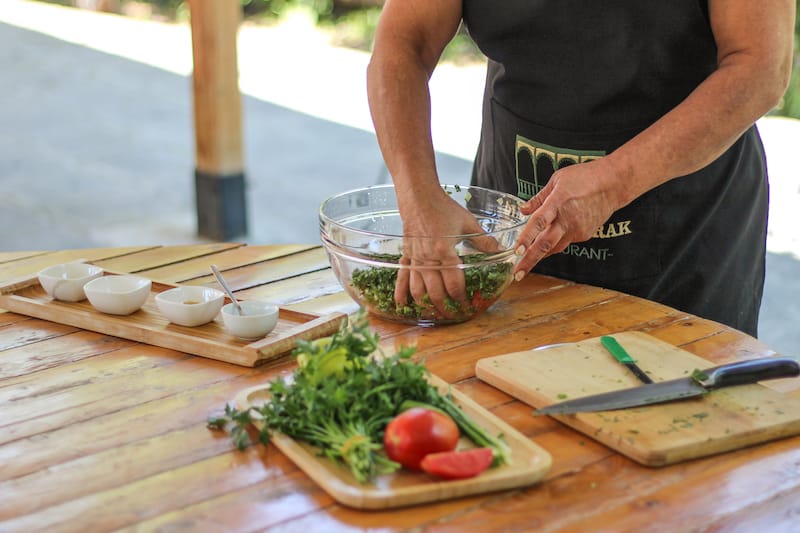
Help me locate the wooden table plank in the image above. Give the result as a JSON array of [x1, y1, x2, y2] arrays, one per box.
[[0, 362, 273, 481], [184, 246, 331, 289], [0, 326, 134, 379], [116, 470, 334, 533], [283, 291, 360, 316], [0, 247, 158, 282], [94, 242, 245, 273], [0, 250, 50, 264], [709, 482, 800, 532], [534, 436, 800, 532], [137, 244, 318, 284], [2, 449, 279, 532], [0, 423, 234, 518], [235, 268, 344, 305]]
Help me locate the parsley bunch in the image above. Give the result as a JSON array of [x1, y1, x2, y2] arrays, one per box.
[[208, 312, 510, 483]]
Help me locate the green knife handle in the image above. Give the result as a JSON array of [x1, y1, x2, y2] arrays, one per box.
[[600, 335, 653, 384], [600, 336, 635, 364], [696, 357, 800, 389]]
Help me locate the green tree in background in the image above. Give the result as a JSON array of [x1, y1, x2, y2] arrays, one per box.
[[775, 0, 800, 118], [181, 0, 800, 118]]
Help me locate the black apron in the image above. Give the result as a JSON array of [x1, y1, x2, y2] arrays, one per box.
[[462, 0, 768, 336]]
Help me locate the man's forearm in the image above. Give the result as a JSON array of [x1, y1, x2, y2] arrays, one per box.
[[606, 0, 794, 208], [366, 52, 444, 210], [366, 0, 463, 212]]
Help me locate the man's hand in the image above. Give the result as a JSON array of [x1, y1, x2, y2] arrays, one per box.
[[396, 190, 499, 318], [512, 158, 622, 280]]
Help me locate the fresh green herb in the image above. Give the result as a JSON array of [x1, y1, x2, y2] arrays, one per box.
[[207, 312, 510, 483], [671, 416, 694, 429], [350, 253, 512, 321], [557, 393, 569, 400]]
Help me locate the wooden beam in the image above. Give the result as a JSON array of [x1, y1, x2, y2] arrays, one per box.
[[188, 0, 247, 240]]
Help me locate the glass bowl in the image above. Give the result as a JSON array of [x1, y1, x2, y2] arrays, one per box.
[[319, 184, 528, 326]]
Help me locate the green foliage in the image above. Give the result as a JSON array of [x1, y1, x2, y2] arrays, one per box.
[[769, 0, 800, 118], [442, 28, 484, 65], [242, 0, 333, 21], [67, 0, 800, 114], [779, 63, 800, 119], [244, 0, 800, 116]]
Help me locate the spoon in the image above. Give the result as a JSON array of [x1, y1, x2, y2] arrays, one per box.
[[210, 264, 242, 315]]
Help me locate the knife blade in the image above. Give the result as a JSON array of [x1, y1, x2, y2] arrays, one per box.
[[535, 356, 800, 415], [601, 335, 653, 384]]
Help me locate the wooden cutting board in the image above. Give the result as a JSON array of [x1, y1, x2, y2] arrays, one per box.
[[234, 373, 552, 510], [475, 332, 800, 466]]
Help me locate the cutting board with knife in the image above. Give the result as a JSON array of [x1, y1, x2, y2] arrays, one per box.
[[475, 332, 800, 467]]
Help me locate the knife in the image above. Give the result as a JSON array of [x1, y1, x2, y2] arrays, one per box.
[[601, 335, 653, 384], [536, 356, 800, 415]]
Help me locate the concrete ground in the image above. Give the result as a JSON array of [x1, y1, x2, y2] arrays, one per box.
[[1, 0, 799, 355]]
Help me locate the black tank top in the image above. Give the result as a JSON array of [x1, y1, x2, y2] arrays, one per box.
[[462, 0, 768, 336]]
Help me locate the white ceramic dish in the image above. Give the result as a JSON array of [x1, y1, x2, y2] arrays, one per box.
[[155, 286, 225, 327], [221, 300, 279, 340], [37, 263, 104, 302], [84, 275, 152, 315]]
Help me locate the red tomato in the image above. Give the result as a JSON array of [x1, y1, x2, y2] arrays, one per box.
[[470, 291, 494, 313], [420, 447, 494, 480], [383, 407, 460, 470]]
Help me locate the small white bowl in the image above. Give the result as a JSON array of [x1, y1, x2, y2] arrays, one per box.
[[84, 275, 152, 315], [37, 263, 104, 302], [221, 300, 279, 340], [155, 286, 225, 327]]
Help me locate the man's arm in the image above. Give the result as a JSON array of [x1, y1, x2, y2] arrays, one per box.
[[513, 0, 796, 278], [366, 0, 462, 219], [367, 0, 493, 315]]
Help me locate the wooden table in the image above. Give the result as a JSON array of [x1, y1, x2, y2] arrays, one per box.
[[1, 243, 798, 532]]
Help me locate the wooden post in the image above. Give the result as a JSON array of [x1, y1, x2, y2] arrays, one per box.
[[188, 0, 247, 240]]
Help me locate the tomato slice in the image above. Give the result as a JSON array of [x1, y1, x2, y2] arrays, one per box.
[[470, 290, 494, 313], [420, 447, 494, 480]]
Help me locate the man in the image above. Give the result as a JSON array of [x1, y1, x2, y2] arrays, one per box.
[[366, 0, 795, 335]]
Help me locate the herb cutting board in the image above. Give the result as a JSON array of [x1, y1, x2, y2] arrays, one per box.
[[475, 332, 800, 466], [234, 373, 552, 510]]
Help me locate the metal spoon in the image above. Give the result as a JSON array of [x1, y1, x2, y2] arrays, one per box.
[[210, 264, 242, 315]]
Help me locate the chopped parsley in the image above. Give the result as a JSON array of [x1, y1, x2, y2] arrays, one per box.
[[350, 253, 512, 322]]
